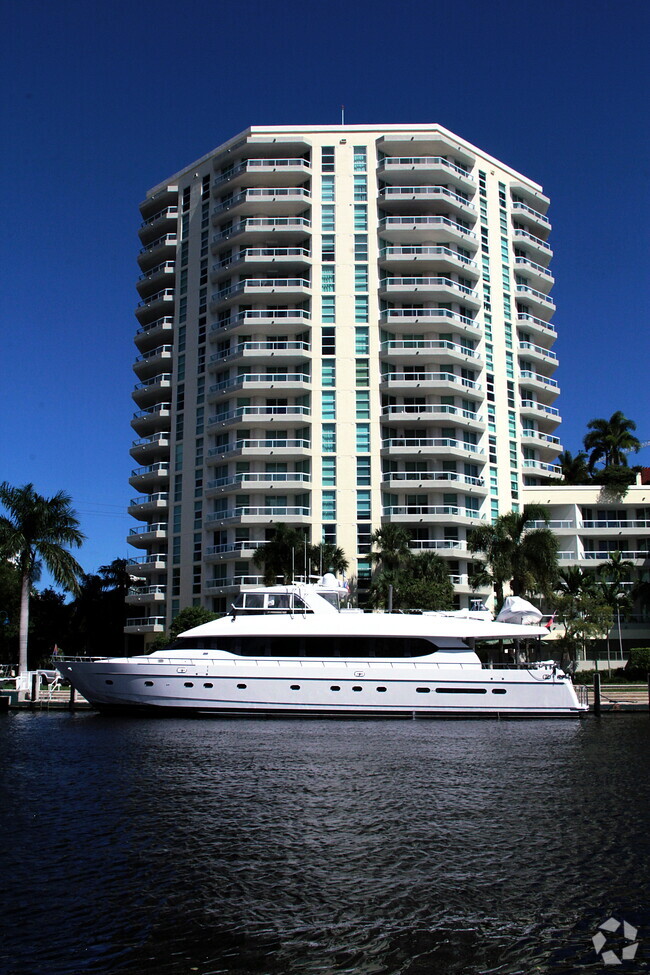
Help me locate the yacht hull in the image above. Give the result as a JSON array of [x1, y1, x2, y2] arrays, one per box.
[[57, 658, 586, 718]]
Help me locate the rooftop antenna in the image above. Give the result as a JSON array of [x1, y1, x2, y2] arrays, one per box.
[[341, 104, 345, 125]]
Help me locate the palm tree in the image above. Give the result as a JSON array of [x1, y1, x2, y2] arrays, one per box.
[[583, 411, 641, 472], [558, 450, 591, 485], [0, 483, 85, 677], [308, 543, 349, 578], [369, 524, 412, 572], [252, 524, 309, 584], [467, 504, 559, 608]]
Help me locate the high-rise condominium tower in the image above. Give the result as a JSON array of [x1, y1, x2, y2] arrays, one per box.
[[127, 124, 561, 644]]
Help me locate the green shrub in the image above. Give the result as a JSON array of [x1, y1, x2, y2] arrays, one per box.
[[625, 647, 650, 680]]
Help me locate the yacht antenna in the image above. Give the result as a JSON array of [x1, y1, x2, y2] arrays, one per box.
[[341, 104, 345, 125]]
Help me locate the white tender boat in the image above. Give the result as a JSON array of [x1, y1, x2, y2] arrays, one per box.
[[57, 581, 587, 718]]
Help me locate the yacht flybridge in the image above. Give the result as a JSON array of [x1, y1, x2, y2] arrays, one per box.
[[56, 582, 587, 718]]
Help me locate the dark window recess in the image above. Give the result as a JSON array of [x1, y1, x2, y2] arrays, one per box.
[[491, 688, 507, 695], [330, 685, 341, 691], [352, 686, 362, 692], [184, 682, 194, 687], [376, 687, 387, 692], [237, 683, 247, 689], [144, 681, 154, 687], [436, 687, 488, 695], [105, 680, 113, 685], [290, 684, 300, 690], [204, 682, 214, 688], [416, 687, 431, 693]]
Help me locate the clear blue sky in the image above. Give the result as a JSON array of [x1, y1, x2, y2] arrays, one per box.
[[2, 0, 649, 579]]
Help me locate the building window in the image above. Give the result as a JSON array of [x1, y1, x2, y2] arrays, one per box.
[[322, 266, 335, 292], [322, 360, 336, 384], [355, 296, 369, 323], [357, 457, 371, 485], [355, 359, 369, 386], [321, 205, 335, 232], [355, 327, 369, 355], [354, 265, 368, 292], [357, 490, 371, 520], [322, 457, 336, 486], [356, 390, 370, 419], [322, 424, 336, 452], [321, 175, 335, 201], [322, 296, 335, 323], [322, 327, 335, 357], [356, 423, 370, 452], [353, 176, 367, 201], [354, 205, 367, 230], [354, 235, 368, 261], [322, 390, 336, 419], [353, 146, 367, 171], [322, 234, 335, 261], [321, 146, 335, 172], [322, 490, 336, 520]]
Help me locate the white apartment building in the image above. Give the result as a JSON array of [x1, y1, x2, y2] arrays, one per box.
[[126, 124, 562, 642]]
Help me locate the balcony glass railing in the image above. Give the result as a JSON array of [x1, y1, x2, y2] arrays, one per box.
[[213, 187, 311, 214], [137, 289, 174, 308], [383, 505, 482, 518], [520, 399, 560, 417], [382, 371, 481, 390], [513, 229, 552, 251], [211, 340, 311, 362], [140, 234, 177, 255], [514, 256, 553, 278], [382, 276, 477, 297], [212, 217, 311, 243], [382, 472, 484, 487], [382, 308, 478, 328], [135, 345, 173, 363], [517, 313, 556, 334], [212, 247, 310, 271], [516, 285, 555, 305], [521, 429, 561, 445], [380, 186, 475, 209], [207, 472, 311, 489], [133, 373, 172, 391], [520, 370, 559, 388], [130, 493, 169, 506], [213, 158, 310, 186], [131, 463, 170, 477], [582, 519, 650, 529], [207, 439, 311, 456], [382, 437, 483, 454], [522, 460, 562, 473], [136, 317, 174, 336], [382, 404, 479, 421], [207, 506, 311, 521], [140, 207, 178, 229], [512, 201, 550, 225], [209, 405, 311, 423], [212, 278, 310, 302], [209, 373, 310, 394], [519, 341, 557, 360], [380, 216, 477, 238], [129, 523, 167, 536], [131, 433, 169, 449], [381, 339, 480, 359], [380, 245, 477, 268], [379, 156, 473, 179]]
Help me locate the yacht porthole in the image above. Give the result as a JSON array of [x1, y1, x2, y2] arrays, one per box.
[[184, 682, 194, 687], [237, 683, 247, 689], [330, 685, 341, 691], [416, 687, 431, 693], [204, 682, 213, 688], [290, 684, 300, 690], [144, 681, 154, 687], [105, 680, 113, 685], [352, 686, 362, 692], [376, 687, 387, 692], [492, 688, 507, 695]]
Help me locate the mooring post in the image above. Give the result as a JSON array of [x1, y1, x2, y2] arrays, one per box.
[[647, 672, 650, 717], [68, 684, 76, 710], [30, 673, 39, 709], [593, 672, 601, 715]]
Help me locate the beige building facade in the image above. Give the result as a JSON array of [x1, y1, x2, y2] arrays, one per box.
[[126, 124, 561, 641]]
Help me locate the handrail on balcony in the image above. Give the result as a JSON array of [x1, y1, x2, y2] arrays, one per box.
[[514, 256, 553, 277], [381, 339, 479, 358], [383, 505, 482, 518], [379, 156, 473, 178], [380, 215, 477, 238], [516, 284, 555, 305], [520, 399, 560, 417], [209, 405, 311, 423], [380, 186, 475, 209], [520, 370, 559, 388], [382, 471, 484, 487], [131, 462, 170, 476], [382, 438, 483, 453], [383, 371, 481, 390], [380, 245, 477, 268], [383, 308, 478, 327], [140, 207, 178, 228], [133, 373, 172, 390], [382, 404, 479, 421], [517, 313, 557, 334], [135, 345, 173, 363], [519, 341, 557, 360], [512, 201, 550, 224], [208, 438, 311, 455], [513, 229, 552, 251], [129, 523, 167, 536], [130, 493, 169, 506], [140, 234, 177, 255], [137, 317, 174, 336], [383, 276, 477, 296], [211, 340, 311, 361]]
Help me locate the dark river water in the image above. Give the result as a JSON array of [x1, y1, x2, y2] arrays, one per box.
[[0, 712, 648, 975]]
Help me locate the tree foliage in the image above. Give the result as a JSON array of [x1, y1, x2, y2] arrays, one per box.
[[368, 529, 454, 610], [583, 410, 641, 472], [467, 505, 559, 608], [0, 482, 85, 674], [252, 524, 310, 584]]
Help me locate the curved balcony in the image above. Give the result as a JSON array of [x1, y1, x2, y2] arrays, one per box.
[[209, 339, 311, 365], [211, 308, 311, 337], [519, 370, 560, 402], [128, 492, 169, 518], [132, 373, 172, 407], [380, 371, 482, 399], [125, 584, 167, 606], [129, 462, 170, 491], [204, 541, 264, 562], [408, 537, 472, 557], [208, 372, 310, 401], [211, 217, 311, 248], [138, 206, 179, 245], [512, 202, 551, 235], [130, 433, 171, 463], [134, 316, 174, 353], [208, 405, 311, 428], [522, 459, 562, 478], [513, 229, 552, 261], [380, 276, 480, 306], [380, 403, 483, 429], [138, 234, 178, 272], [379, 186, 476, 218], [213, 158, 311, 191], [509, 181, 550, 212], [518, 341, 557, 371], [210, 246, 310, 281], [206, 472, 311, 497], [379, 215, 477, 246], [377, 133, 475, 170], [381, 470, 487, 495], [207, 437, 311, 461], [379, 246, 479, 277], [126, 553, 168, 574], [516, 313, 557, 340], [378, 156, 475, 192], [124, 616, 166, 634], [381, 436, 485, 460], [515, 285, 555, 315], [380, 339, 481, 366], [131, 404, 172, 436], [206, 505, 311, 526], [210, 277, 310, 310], [136, 261, 175, 298], [133, 345, 173, 380], [139, 185, 178, 219], [514, 256, 554, 289], [520, 429, 562, 455], [380, 307, 480, 336], [382, 503, 483, 525], [212, 187, 311, 219], [520, 399, 561, 430], [128, 523, 168, 548], [135, 289, 174, 324]]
